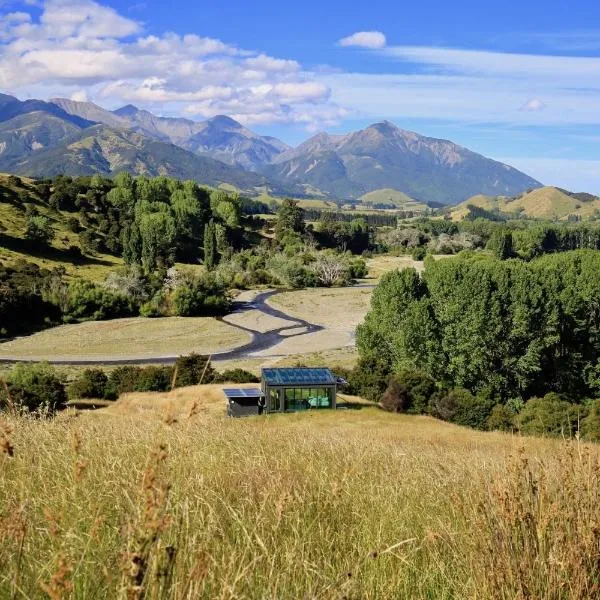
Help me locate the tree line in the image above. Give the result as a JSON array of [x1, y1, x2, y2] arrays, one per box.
[[353, 250, 600, 439]]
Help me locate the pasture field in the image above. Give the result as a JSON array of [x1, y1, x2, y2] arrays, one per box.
[[0, 317, 249, 361], [1, 385, 599, 598]]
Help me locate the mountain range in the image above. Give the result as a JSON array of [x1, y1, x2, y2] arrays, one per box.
[[0, 93, 542, 204]]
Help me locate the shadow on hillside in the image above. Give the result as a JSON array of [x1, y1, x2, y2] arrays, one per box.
[[336, 398, 366, 411], [0, 232, 115, 267]]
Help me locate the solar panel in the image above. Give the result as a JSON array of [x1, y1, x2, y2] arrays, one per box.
[[223, 388, 262, 398], [261, 368, 336, 386]]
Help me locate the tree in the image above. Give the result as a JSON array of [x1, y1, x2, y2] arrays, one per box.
[[204, 220, 218, 270], [312, 252, 347, 286], [275, 199, 305, 240], [138, 211, 176, 273], [487, 229, 514, 260], [25, 215, 54, 246], [357, 251, 600, 401]]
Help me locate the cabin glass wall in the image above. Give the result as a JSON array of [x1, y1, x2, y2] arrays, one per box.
[[268, 388, 280, 412], [283, 387, 333, 411]]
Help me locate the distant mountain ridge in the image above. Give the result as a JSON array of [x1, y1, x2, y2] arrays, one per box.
[[0, 93, 545, 203], [50, 98, 289, 171], [261, 121, 542, 204]]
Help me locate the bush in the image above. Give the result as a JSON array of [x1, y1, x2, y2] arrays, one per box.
[[348, 257, 368, 279], [348, 357, 390, 402], [429, 388, 492, 429], [140, 291, 169, 317], [581, 400, 600, 442], [135, 366, 173, 392], [516, 393, 581, 437], [381, 378, 410, 412], [486, 404, 515, 431], [173, 354, 215, 387], [216, 369, 259, 384], [393, 369, 436, 414], [64, 280, 134, 321], [1, 363, 66, 414], [105, 365, 173, 397], [411, 246, 427, 261], [453, 392, 495, 430], [68, 369, 108, 400], [172, 276, 229, 316]]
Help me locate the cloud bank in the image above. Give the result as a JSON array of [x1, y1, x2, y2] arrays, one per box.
[[0, 0, 348, 128]]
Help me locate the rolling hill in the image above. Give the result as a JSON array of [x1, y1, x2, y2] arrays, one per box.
[[451, 187, 600, 221]]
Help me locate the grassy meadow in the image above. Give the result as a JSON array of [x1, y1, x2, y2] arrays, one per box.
[[1, 385, 600, 599], [0, 317, 249, 361]]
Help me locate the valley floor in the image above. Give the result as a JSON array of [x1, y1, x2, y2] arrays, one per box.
[[1, 385, 599, 598], [0, 255, 422, 370]]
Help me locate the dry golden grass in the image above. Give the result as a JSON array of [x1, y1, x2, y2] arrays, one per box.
[[0, 317, 249, 360], [1, 386, 600, 598], [267, 287, 373, 330]]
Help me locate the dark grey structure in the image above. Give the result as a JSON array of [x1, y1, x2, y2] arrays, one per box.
[[261, 367, 337, 413], [224, 388, 264, 417]]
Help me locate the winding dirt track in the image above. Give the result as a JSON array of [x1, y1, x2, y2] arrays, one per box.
[[0, 288, 351, 366]]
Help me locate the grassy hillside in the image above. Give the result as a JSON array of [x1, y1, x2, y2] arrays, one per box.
[[451, 186, 600, 221], [0, 173, 122, 280], [359, 188, 427, 211], [1, 387, 599, 598]]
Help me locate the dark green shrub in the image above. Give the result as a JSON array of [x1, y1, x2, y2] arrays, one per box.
[[68, 369, 108, 399], [172, 277, 229, 316], [428, 388, 492, 428], [64, 280, 134, 321], [140, 292, 169, 317], [381, 378, 410, 412], [105, 366, 143, 398], [135, 366, 173, 392], [411, 246, 427, 261], [581, 400, 600, 442], [348, 257, 368, 279], [217, 368, 259, 384], [1, 363, 66, 413], [516, 393, 581, 437], [486, 404, 515, 431], [393, 369, 436, 414], [348, 357, 390, 402], [453, 392, 495, 430], [173, 354, 215, 387]]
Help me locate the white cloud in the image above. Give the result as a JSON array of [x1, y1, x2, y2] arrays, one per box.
[[339, 31, 386, 49], [318, 46, 600, 127], [0, 0, 346, 129], [70, 89, 88, 101], [521, 98, 546, 112]]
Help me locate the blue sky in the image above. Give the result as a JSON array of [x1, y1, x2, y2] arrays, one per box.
[[1, 0, 600, 191]]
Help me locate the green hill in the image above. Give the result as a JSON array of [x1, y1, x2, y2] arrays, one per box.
[[0, 173, 122, 281], [450, 187, 600, 221]]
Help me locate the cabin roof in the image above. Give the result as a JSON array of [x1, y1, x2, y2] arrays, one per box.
[[223, 388, 263, 399], [261, 367, 337, 386]]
